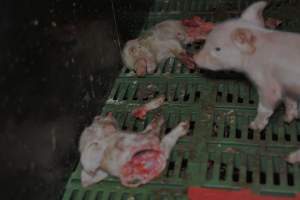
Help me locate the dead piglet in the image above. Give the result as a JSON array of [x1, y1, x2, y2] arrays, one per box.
[[193, 1, 300, 131], [79, 113, 189, 188], [122, 20, 195, 76]]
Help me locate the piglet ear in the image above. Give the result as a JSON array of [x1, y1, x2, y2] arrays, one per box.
[[231, 28, 257, 54], [231, 28, 256, 54], [241, 1, 267, 27]]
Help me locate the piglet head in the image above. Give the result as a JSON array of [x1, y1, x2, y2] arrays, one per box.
[[193, 1, 267, 71]]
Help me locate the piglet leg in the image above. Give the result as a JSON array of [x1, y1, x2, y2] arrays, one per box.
[[131, 95, 165, 120], [283, 97, 299, 123], [160, 121, 189, 158], [249, 85, 282, 131], [285, 149, 300, 164], [142, 115, 165, 136], [81, 169, 108, 187]]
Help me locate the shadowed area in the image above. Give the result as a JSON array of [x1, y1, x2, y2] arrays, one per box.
[[0, 0, 153, 199]]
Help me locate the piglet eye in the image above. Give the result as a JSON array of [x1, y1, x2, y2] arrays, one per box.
[[215, 47, 221, 51]]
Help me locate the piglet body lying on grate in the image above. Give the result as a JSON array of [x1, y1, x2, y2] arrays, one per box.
[[79, 113, 189, 187], [122, 18, 215, 76]]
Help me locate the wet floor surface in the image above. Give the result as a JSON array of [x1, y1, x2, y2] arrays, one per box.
[[0, 0, 152, 199]]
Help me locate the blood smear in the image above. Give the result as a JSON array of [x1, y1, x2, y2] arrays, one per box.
[[122, 150, 165, 184]]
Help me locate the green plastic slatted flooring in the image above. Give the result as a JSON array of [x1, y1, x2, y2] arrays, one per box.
[[62, 0, 300, 199]]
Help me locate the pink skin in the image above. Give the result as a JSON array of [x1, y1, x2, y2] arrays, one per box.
[[79, 113, 189, 188], [193, 1, 300, 132]]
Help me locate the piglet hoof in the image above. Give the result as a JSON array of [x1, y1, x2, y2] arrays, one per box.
[[249, 121, 265, 132], [177, 121, 190, 136]]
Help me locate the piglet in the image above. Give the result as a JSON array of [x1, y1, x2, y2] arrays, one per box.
[[79, 113, 189, 187], [122, 20, 196, 76], [193, 1, 300, 131]]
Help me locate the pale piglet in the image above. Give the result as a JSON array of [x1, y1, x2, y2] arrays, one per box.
[[193, 1, 300, 163], [79, 113, 189, 187], [194, 1, 300, 130], [122, 20, 198, 76]]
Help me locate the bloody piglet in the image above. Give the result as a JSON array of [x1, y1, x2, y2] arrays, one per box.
[[122, 20, 196, 76], [79, 113, 189, 187]]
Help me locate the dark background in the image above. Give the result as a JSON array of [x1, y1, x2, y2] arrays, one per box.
[[0, 0, 153, 199]]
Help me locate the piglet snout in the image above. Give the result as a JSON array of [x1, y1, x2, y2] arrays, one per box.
[[134, 58, 147, 77]]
